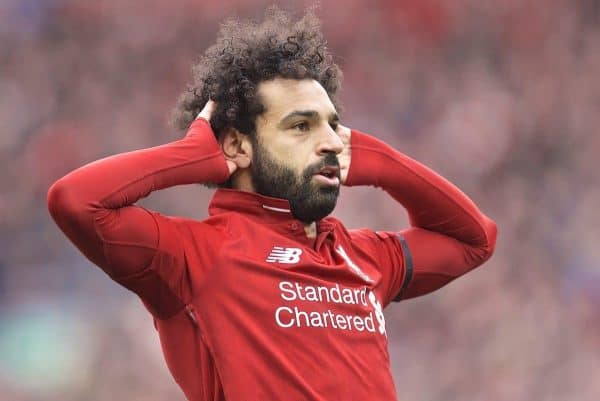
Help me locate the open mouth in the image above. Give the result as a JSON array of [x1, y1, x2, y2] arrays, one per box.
[[316, 166, 340, 179], [313, 165, 340, 185]]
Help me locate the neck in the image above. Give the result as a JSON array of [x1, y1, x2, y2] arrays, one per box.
[[230, 170, 255, 192], [303, 222, 317, 239]]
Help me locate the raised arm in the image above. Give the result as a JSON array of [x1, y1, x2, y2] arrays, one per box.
[[47, 114, 229, 317], [345, 129, 497, 301]]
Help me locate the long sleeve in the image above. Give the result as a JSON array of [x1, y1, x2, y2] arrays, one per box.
[[346, 130, 497, 302], [47, 118, 229, 317]]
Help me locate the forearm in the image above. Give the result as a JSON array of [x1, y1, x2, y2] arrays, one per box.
[[48, 118, 227, 210], [346, 130, 496, 250], [47, 118, 228, 272]]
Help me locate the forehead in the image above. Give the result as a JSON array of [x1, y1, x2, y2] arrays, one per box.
[[257, 78, 336, 122]]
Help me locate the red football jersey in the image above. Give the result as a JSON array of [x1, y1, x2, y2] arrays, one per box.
[[47, 118, 497, 400]]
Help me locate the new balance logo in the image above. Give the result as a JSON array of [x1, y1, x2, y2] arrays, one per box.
[[266, 247, 303, 264]]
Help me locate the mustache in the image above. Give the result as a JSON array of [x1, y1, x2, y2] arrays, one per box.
[[305, 153, 340, 177]]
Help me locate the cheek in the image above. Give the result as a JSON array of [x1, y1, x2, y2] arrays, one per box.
[[289, 151, 314, 178], [270, 140, 311, 172], [262, 126, 321, 175]]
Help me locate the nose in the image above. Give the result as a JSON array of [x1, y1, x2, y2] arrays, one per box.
[[316, 125, 344, 156]]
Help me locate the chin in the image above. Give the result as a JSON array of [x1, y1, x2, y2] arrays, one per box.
[[290, 190, 339, 222]]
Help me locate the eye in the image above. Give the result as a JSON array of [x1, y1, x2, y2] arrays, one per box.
[[292, 121, 310, 132], [329, 122, 339, 131]]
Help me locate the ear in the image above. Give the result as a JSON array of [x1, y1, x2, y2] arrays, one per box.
[[221, 128, 252, 169]]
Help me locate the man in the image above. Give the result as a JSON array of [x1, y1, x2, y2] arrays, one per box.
[[47, 8, 496, 401]]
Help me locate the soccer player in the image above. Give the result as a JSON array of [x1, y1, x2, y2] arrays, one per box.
[[47, 8, 497, 401]]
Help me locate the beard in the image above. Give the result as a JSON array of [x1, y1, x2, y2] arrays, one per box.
[[250, 140, 340, 223]]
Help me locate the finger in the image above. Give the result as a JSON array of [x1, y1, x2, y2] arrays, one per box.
[[226, 160, 237, 175], [197, 100, 216, 121], [337, 124, 351, 143]]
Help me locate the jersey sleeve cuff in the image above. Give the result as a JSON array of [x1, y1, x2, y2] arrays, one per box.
[[185, 118, 230, 184], [345, 130, 391, 187]]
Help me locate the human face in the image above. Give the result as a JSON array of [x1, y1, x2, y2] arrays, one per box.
[[251, 78, 344, 223]]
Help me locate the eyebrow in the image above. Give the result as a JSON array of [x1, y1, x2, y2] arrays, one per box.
[[278, 110, 340, 128]]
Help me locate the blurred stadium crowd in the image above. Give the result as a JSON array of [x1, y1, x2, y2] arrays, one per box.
[[1, 0, 599, 400]]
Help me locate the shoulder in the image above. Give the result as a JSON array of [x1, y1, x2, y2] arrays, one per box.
[[322, 216, 382, 245], [323, 217, 380, 259], [149, 212, 231, 247]]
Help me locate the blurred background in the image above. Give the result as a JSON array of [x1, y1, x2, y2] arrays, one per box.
[[1, 0, 599, 400]]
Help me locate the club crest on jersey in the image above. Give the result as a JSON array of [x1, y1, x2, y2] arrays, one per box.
[[266, 247, 303, 264]]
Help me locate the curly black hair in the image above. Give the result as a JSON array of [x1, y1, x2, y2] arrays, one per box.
[[170, 6, 343, 138]]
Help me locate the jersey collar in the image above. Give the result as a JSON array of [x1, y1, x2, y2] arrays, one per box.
[[208, 188, 336, 231], [209, 188, 293, 220]]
